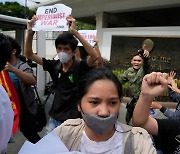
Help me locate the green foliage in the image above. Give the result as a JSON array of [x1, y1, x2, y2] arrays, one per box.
[[175, 79, 180, 89], [112, 69, 124, 78], [76, 21, 95, 30], [0, 2, 35, 19]]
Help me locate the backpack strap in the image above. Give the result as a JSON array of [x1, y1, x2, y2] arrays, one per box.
[[33, 84, 42, 105], [16, 59, 43, 106], [16, 60, 25, 70], [117, 122, 134, 153], [124, 131, 135, 154]]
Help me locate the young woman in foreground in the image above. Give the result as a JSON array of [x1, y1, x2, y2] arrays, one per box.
[[55, 67, 156, 153]]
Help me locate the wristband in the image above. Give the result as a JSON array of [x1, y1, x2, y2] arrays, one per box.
[[160, 106, 167, 113]]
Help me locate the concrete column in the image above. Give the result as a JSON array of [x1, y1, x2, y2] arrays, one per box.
[[95, 12, 109, 59], [15, 28, 25, 53], [36, 31, 46, 96], [96, 12, 108, 29]]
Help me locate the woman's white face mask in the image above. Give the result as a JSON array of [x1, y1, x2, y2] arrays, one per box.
[[58, 51, 72, 63]]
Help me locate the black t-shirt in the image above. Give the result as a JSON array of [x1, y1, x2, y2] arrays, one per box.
[[153, 119, 180, 154], [43, 58, 90, 121]]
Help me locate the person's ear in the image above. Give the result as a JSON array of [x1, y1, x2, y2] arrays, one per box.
[[12, 49, 16, 55], [77, 104, 81, 112], [72, 50, 75, 56], [131, 59, 133, 65]]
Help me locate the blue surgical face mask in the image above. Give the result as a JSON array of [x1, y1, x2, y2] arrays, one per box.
[[58, 51, 72, 63], [81, 112, 119, 135]]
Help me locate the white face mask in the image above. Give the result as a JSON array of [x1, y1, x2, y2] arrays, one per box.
[[57, 51, 72, 63]]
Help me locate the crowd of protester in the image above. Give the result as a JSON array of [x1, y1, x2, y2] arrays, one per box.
[[1, 12, 180, 154]]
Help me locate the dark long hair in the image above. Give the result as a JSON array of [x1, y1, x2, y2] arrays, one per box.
[[0, 33, 12, 71], [76, 67, 123, 105]]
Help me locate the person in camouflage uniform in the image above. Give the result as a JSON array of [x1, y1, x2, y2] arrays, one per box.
[[119, 48, 150, 125]]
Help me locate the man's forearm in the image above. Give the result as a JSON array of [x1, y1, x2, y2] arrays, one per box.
[[169, 90, 180, 102], [143, 57, 150, 75], [73, 31, 98, 61], [24, 30, 34, 59], [133, 93, 154, 126], [173, 88, 180, 95], [164, 108, 180, 119], [12, 68, 36, 85]]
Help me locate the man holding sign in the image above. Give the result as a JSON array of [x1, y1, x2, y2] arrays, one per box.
[[24, 14, 99, 133]]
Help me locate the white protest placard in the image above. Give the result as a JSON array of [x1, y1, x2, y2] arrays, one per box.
[[18, 131, 69, 154], [32, 4, 72, 31], [77, 30, 97, 46]]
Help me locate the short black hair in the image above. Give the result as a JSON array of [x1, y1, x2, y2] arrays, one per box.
[[55, 32, 78, 51], [6, 35, 21, 57], [132, 53, 143, 60], [0, 33, 12, 71], [76, 67, 123, 105]]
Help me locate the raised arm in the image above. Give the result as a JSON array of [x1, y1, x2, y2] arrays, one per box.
[[168, 73, 180, 94], [167, 71, 180, 101], [169, 90, 180, 103], [151, 101, 180, 120], [24, 16, 43, 65], [4, 62, 36, 85], [66, 16, 98, 66], [86, 36, 103, 68], [133, 72, 168, 136], [150, 71, 180, 120]]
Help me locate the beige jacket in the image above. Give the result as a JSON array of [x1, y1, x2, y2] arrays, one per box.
[[54, 118, 156, 154]]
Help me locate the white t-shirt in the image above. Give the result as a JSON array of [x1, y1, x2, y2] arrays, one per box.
[[0, 85, 14, 154], [80, 124, 123, 154]]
